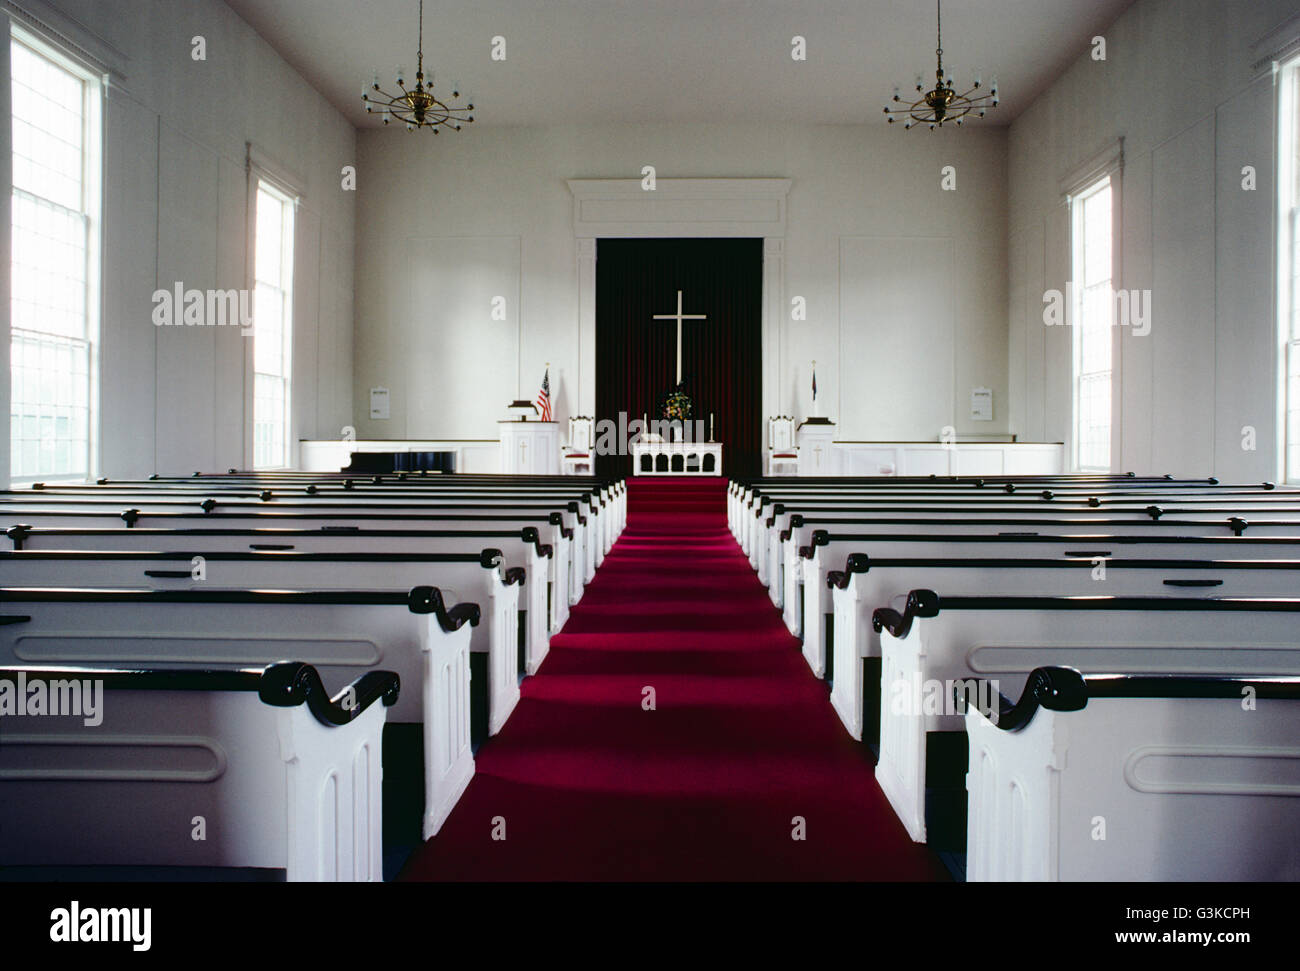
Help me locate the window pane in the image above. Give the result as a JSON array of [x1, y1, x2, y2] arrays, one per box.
[[10, 35, 95, 480], [253, 282, 284, 375], [12, 190, 88, 339], [11, 41, 83, 211], [1074, 178, 1112, 471], [1082, 185, 1111, 287], [253, 372, 286, 469], [252, 180, 294, 468], [1292, 208, 1300, 343], [1077, 371, 1111, 471], [255, 188, 283, 287], [1288, 63, 1300, 481], [10, 329, 89, 479]]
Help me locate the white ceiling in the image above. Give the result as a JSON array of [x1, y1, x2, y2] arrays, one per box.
[[223, 0, 1136, 128]]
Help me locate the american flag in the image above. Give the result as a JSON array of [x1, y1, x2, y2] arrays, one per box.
[[536, 367, 552, 421]]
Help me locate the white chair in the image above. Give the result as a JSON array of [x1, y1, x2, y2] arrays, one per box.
[[562, 416, 595, 475], [767, 416, 799, 475]]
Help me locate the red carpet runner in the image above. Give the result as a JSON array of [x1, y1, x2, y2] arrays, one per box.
[[401, 477, 948, 880]]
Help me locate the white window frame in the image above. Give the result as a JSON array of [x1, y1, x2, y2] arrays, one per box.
[[1279, 52, 1300, 484], [1069, 176, 1115, 473], [8, 22, 102, 483], [245, 146, 302, 471], [1058, 140, 1123, 474]]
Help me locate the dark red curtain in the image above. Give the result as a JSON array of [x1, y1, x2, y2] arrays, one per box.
[[595, 238, 763, 479]]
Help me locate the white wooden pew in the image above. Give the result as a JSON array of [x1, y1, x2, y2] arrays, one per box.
[[761, 494, 1300, 595], [0, 662, 396, 881], [871, 593, 1300, 842], [795, 531, 1300, 675], [728, 475, 1245, 534], [0, 545, 544, 679], [758, 506, 1300, 586], [731, 478, 1279, 531], [964, 666, 1300, 881], [0, 501, 588, 607], [732, 476, 1287, 556], [5, 524, 554, 682], [35, 474, 626, 566], [118, 472, 626, 535], [826, 554, 1300, 742], [0, 586, 481, 838]]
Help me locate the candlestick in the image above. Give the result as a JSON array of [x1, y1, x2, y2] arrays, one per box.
[[710, 413, 714, 442]]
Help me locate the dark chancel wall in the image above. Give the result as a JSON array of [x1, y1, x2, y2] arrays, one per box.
[[595, 238, 762, 478]]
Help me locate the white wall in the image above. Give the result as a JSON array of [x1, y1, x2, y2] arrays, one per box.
[[353, 122, 1008, 444], [1007, 0, 1296, 480], [1, 0, 355, 484]]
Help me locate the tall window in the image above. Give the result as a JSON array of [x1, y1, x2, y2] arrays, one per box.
[[1281, 54, 1300, 483], [9, 30, 101, 481], [1071, 177, 1113, 472], [252, 180, 295, 469]]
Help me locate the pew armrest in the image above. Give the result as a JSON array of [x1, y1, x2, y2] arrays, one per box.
[[871, 589, 940, 638], [258, 662, 400, 727], [408, 585, 481, 631]]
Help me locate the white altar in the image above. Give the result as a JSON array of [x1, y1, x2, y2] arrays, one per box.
[[631, 440, 722, 476]]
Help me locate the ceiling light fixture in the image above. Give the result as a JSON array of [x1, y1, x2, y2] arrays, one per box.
[[884, 0, 998, 130], [362, 0, 474, 132]]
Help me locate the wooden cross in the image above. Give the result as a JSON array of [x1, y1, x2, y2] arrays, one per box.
[[653, 290, 707, 386]]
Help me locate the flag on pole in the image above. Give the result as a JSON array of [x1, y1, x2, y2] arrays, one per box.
[[535, 367, 552, 421]]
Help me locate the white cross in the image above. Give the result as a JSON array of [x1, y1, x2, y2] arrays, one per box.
[[653, 290, 708, 386]]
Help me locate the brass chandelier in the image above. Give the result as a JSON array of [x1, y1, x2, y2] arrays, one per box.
[[363, 0, 474, 132], [884, 0, 998, 130]]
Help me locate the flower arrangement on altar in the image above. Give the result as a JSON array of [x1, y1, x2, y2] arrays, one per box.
[[662, 388, 692, 422]]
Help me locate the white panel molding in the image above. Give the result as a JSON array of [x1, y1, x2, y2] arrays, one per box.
[[837, 235, 956, 441], [1124, 745, 1300, 796], [567, 178, 791, 419], [0, 734, 226, 782], [400, 235, 521, 439], [566, 178, 791, 238]]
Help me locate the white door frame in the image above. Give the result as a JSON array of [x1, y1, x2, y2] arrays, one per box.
[[566, 178, 791, 422]]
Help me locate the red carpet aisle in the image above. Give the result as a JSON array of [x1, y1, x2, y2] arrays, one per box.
[[400, 477, 948, 880]]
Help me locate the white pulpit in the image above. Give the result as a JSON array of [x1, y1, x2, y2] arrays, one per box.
[[499, 421, 560, 474], [797, 419, 837, 474]]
